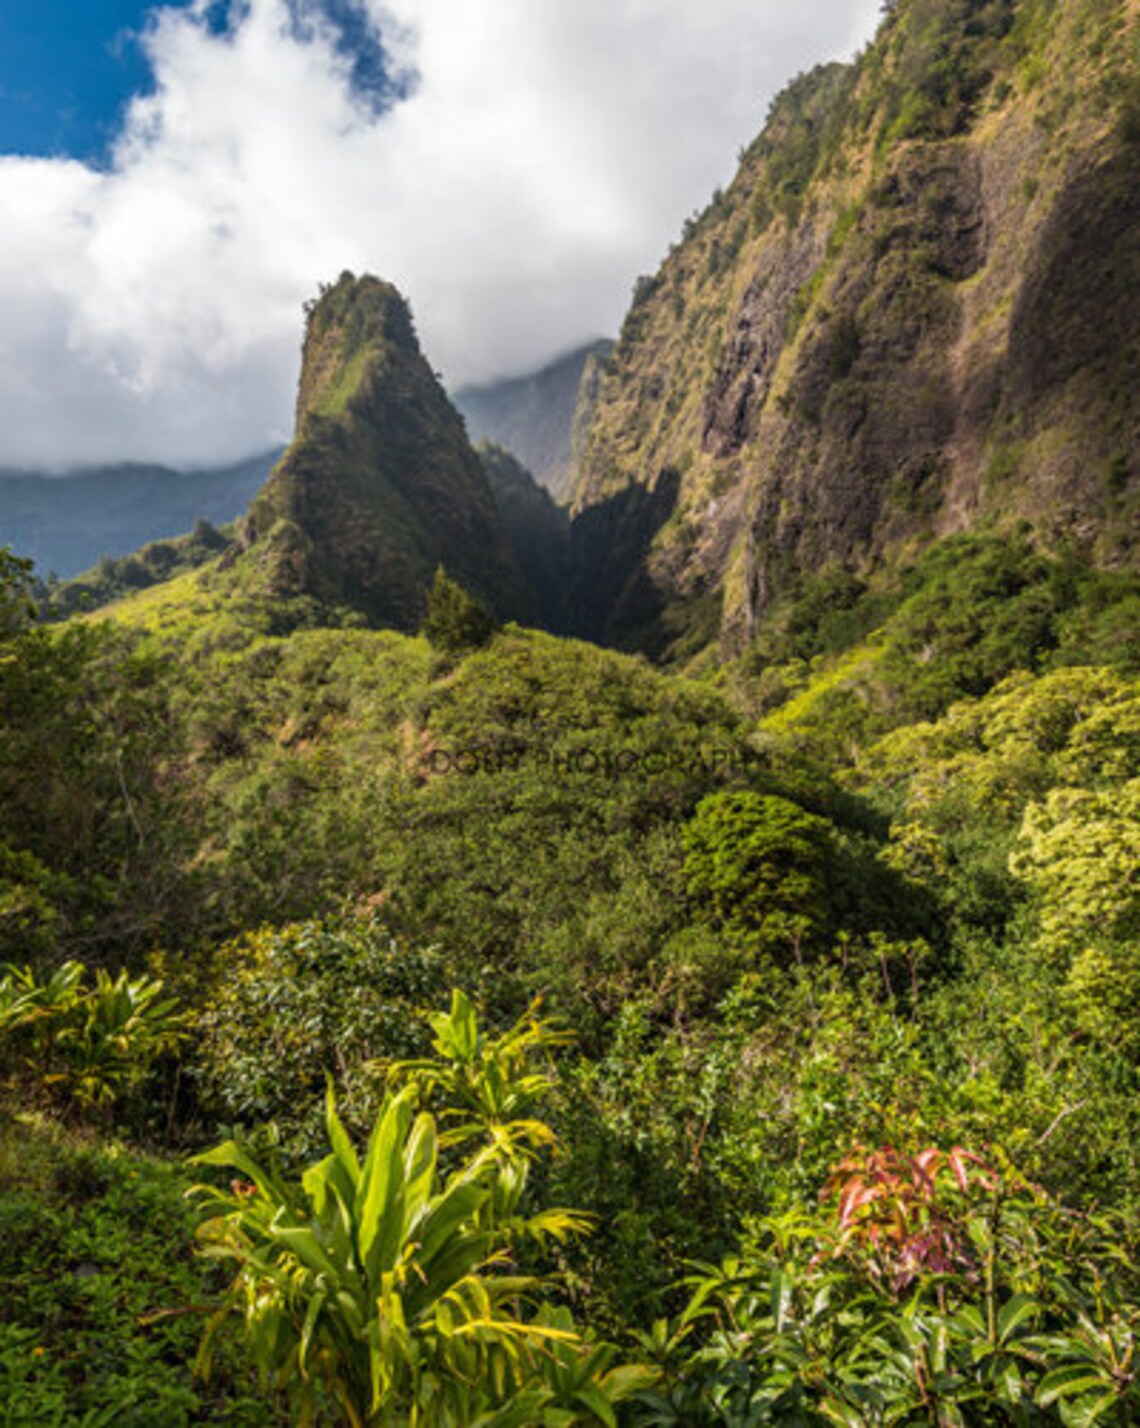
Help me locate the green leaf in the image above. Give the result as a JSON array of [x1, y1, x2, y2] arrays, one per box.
[[433, 988, 480, 1061], [357, 1087, 416, 1282], [325, 1082, 361, 1185], [1060, 1391, 1124, 1428], [270, 1224, 343, 1284], [189, 1139, 279, 1201], [417, 1179, 491, 1268], [1037, 1364, 1112, 1406], [571, 1384, 618, 1427], [298, 1286, 327, 1371], [997, 1293, 1041, 1343], [600, 1364, 659, 1400], [402, 1111, 438, 1231]]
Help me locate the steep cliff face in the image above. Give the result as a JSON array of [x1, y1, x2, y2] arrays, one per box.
[[571, 0, 1140, 656], [243, 273, 531, 629]]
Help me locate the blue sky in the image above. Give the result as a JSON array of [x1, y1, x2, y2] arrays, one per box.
[[0, 0, 881, 470], [0, 1, 158, 160], [0, 1, 396, 161]]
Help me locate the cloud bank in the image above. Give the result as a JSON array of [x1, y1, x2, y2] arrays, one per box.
[[0, 0, 881, 469]]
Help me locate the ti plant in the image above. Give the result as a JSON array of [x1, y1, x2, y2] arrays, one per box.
[[0, 959, 184, 1113], [189, 993, 654, 1426], [380, 990, 580, 1242], [380, 988, 575, 1149]]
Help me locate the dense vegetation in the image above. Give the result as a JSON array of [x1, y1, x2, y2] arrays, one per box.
[[3, 1, 1139, 1420], [39, 519, 235, 621], [3, 504, 1140, 1422]]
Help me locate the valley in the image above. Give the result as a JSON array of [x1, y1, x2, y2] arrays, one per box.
[[2, 1, 1140, 1422]]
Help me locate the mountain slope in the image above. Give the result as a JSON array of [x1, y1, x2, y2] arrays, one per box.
[[476, 443, 569, 629], [453, 340, 613, 501], [239, 273, 533, 628], [570, 0, 1140, 657], [0, 453, 276, 580]]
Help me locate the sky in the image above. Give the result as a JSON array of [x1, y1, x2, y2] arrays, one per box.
[[0, 0, 882, 472]]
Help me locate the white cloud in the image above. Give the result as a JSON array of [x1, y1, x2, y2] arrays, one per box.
[[0, 0, 882, 469]]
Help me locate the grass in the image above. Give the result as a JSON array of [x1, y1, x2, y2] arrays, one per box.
[[312, 345, 371, 419], [87, 568, 221, 637]]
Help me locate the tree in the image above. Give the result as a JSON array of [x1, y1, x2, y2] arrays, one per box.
[[196, 917, 448, 1158], [0, 545, 34, 641], [1011, 780, 1140, 960], [1011, 779, 1140, 1053], [420, 567, 494, 655], [681, 791, 835, 958]]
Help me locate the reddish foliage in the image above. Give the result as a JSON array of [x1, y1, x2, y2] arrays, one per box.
[[819, 1145, 998, 1292]]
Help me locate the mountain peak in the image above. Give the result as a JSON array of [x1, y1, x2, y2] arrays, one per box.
[[239, 273, 532, 629], [295, 272, 420, 430]]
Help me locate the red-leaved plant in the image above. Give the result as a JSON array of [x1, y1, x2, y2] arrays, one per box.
[[820, 1144, 998, 1293]]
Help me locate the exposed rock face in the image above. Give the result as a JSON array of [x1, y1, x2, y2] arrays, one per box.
[[243, 274, 532, 629], [569, 0, 1140, 657], [700, 220, 828, 460]]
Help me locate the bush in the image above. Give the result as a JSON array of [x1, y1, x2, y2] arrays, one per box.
[[639, 1144, 1140, 1424], [190, 992, 653, 1425], [681, 790, 836, 959], [0, 1119, 273, 1426], [0, 961, 184, 1119], [194, 916, 449, 1157]]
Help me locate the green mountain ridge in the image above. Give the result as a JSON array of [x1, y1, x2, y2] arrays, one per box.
[[38, 279, 576, 639], [0, 452, 277, 580], [8, 0, 1139, 667], [453, 340, 614, 501], [569, 0, 1140, 657], [19, 0, 1140, 689]]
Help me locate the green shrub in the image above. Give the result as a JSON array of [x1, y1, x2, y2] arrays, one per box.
[[420, 567, 494, 654], [639, 1144, 1140, 1424], [0, 1119, 272, 1426], [681, 790, 837, 959], [194, 916, 448, 1158], [0, 961, 184, 1118], [191, 992, 653, 1425]]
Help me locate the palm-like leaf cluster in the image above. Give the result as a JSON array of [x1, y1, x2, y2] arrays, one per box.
[[0, 959, 184, 1110], [191, 992, 653, 1425]]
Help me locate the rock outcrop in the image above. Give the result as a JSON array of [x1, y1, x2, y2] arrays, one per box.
[[569, 0, 1140, 657], [242, 273, 532, 628]]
